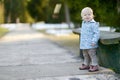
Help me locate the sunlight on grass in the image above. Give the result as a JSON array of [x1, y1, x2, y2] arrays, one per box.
[[45, 33, 80, 56], [38, 29, 80, 56], [0, 27, 9, 37]]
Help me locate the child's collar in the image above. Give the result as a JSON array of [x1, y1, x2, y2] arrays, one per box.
[[83, 19, 95, 23]]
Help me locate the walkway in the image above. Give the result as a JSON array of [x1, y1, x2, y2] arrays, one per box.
[[0, 24, 117, 80]]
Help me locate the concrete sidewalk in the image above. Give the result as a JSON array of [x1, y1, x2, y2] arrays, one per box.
[[0, 24, 117, 80]]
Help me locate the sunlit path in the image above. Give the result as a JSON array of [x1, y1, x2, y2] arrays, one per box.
[[0, 24, 117, 80]]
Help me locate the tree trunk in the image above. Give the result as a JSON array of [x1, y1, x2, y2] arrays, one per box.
[[117, 0, 120, 13], [64, 2, 71, 28]]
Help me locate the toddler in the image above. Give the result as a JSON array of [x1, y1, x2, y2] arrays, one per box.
[[79, 7, 100, 72]]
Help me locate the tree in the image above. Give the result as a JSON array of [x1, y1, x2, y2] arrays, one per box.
[[0, 0, 4, 23], [27, 0, 65, 23], [27, 0, 49, 22], [4, 0, 26, 23], [65, 0, 120, 31]]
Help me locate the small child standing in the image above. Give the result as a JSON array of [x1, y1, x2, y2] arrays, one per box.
[[79, 7, 100, 72]]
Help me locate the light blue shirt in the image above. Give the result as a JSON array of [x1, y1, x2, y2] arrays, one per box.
[[80, 19, 100, 49]]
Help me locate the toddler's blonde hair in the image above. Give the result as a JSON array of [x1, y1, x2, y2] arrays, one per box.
[[81, 7, 94, 18]]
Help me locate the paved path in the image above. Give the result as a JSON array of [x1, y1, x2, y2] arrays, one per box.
[[0, 24, 118, 80]]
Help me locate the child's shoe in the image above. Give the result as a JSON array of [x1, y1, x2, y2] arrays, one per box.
[[79, 64, 89, 70], [89, 65, 99, 72]]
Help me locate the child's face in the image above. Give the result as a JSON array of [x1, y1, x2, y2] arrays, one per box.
[[82, 12, 93, 22]]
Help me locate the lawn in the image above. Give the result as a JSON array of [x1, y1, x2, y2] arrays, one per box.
[[0, 27, 9, 37], [42, 30, 80, 56]]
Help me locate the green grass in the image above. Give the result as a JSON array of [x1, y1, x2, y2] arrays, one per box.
[[0, 27, 9, 37], [38, 29, 80, 56], [47, 34, 80, 56]]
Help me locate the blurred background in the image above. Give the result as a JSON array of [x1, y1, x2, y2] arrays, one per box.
[[0, 0, 119, 31], [0, 0, 120, 53], [0, 0, 120, 74]]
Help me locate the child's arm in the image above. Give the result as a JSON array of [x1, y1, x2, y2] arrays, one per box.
[[91, 22, 100, 46]]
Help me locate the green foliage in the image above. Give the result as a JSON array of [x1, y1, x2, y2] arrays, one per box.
[[3, 0, 120, 30], [4, 0, 27, 23], [27, 0, 49, 22], [66, 0, 100, 23], [0, 1, 4, 23], [66, 0, 120, 31], [46, 0, 65, 23], [27, 0, 65, 23], [0, 27, 9, 37]]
